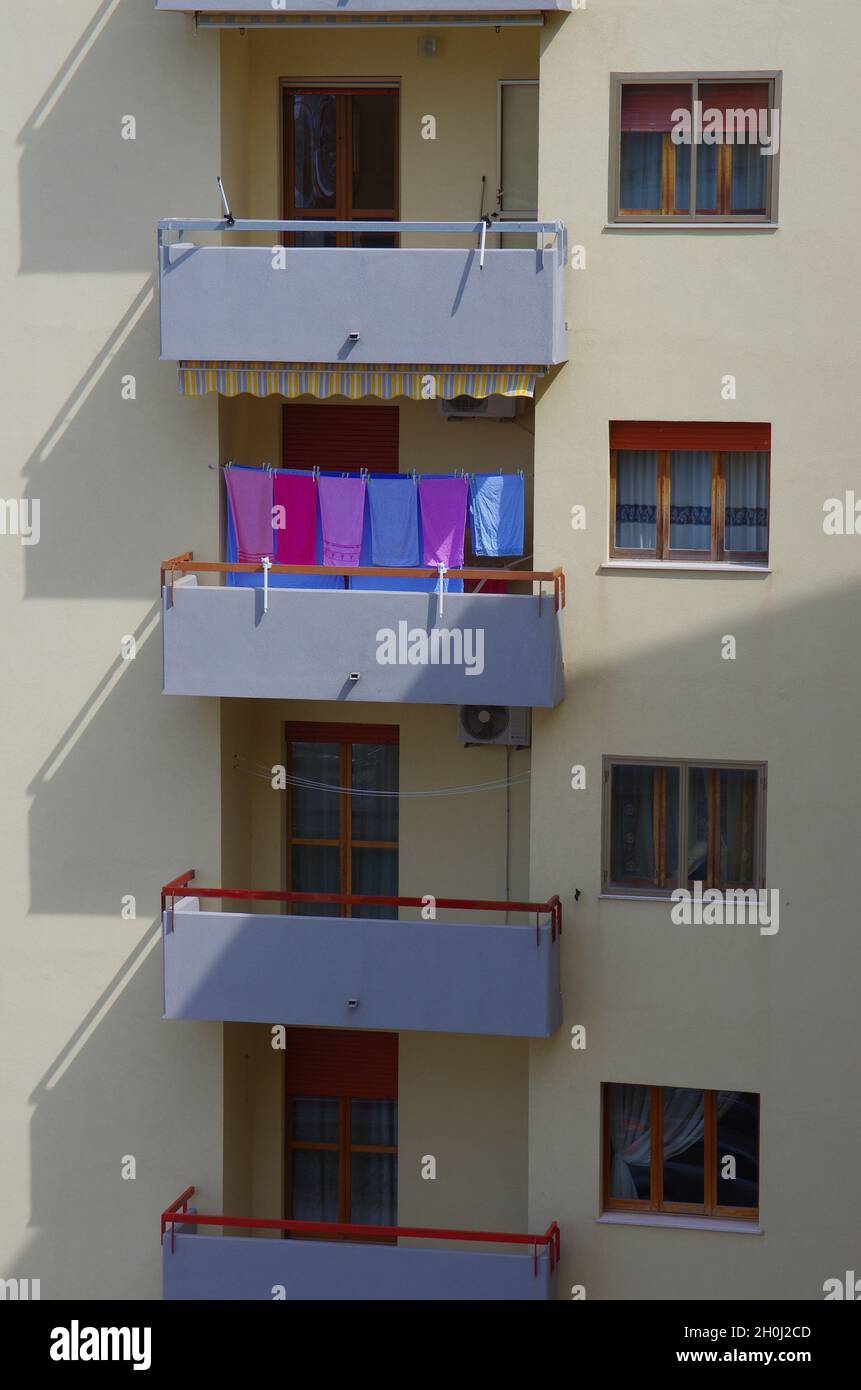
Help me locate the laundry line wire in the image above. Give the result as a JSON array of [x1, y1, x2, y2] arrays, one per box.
[[235, 755, 530, 798]]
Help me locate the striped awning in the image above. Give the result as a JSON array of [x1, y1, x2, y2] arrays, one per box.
[[178, 361, 543, 401]]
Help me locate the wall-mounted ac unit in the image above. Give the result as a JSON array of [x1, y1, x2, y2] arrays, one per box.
[[457, 705, 532, 747], [439, 395, 517, 421]]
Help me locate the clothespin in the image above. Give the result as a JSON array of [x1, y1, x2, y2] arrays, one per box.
[[261, 556, 271, 613], [437, 562, 447, 617]]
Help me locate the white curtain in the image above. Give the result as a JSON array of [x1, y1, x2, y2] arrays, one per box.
[[669, 451, 712, 550], [609, 1084, 653, 1198], [725, 451, 768, 552], [616, 450, 658, 549]]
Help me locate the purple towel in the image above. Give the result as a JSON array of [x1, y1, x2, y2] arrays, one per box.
[[318, 475, 367, 566], [419, 477, 469, 567], [225, 467, 274, 561]]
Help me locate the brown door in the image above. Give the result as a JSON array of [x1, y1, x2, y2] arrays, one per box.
[[283, 87, 399, 247]]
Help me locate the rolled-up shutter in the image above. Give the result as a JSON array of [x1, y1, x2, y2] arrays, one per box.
[[282, 403, 399, 473], [621, 84, 691, 132], [698, 82, 772, 117], [286, 1028, 398, 1099], [610, 422, 771, 451]]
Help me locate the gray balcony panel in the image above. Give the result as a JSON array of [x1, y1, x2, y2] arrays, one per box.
[[163, 898, 563, 1037], [158, 241, 567, 366], [163, 1229, 557, 1301], [161, 583, 565, 706], [156, 2, 572, 13]]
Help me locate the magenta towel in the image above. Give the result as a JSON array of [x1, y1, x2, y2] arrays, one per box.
[[225, 467, 274, 561], [318, 476, 367, 566], [419, 477, 469, 567], [273, 472, 317, 565]]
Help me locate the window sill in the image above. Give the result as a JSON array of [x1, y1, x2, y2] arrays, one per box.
[[599, 892, 674, 903], [597, 1212, 762, 1235], [604, 221, 778, 232], [600, 560, 771, 574]]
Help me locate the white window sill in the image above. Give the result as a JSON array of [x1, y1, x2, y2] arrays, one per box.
[[597, 1213, 762, 1235], [600, 560, 771, 574], [599, 893, 674, 904], [604, 222, 778, 232]]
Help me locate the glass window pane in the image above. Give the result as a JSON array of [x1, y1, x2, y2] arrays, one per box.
[[673, 140, 691, 213], [293, 229, 338, 248], [669, 451, 712, 552], [719, 768, 758, 886], [725, 452, 768, 553], [352, 848, 398, 918], [610, 764, 679, 889], [350, 1152, 397, 1225], [687, 767, 709, 884], [695, 141, 718, 212], [292, 93, 337, 211], [500, 82, 539, 214], [662, 1087, 705, 1205], [716, 1091, 759, 1209], [731, 142, 767, 214], [615, 451, 658, 550], [291, 1097, 339, 1143], [607, 1083, 651, 1201], [291, 845, 341, 916], [351, 743, 398, 841], [291, 741, 341, 838], [291, 1148, 339, 1222], [351, 1098, 397, 1146], [351, 94, 397, 212], [619, 132, 663, 210]]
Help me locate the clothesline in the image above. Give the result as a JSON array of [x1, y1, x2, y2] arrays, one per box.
[[235, 755, 531, 798]]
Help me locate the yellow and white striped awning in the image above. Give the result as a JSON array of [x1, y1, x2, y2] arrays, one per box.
[[178, 361, 543, 401]]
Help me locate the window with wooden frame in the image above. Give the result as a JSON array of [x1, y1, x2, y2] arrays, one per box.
[[285, 722, 398, 918], [602, 1083, 759, 1221], [282, 84, 399, 247], [284, 1028, 398, 1232], [609, 422, 771, 565], [603, 757, 766, 897], [609, 74, 780, 223]]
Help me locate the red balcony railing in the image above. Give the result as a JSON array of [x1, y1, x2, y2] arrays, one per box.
[[161, 871, 562, 947], [161, 1186, 561, 1275]]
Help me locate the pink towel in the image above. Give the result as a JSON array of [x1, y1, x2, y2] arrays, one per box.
[[273, 473, 317, 565], [318, 476, 367, 566], [419, 477, 469, 567], [225, 467, 274, 561]]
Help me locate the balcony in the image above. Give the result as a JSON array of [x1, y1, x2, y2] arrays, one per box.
[[161, 555, 566, 707], [161, 1189, 560, 1301], [157, 219, 568, 368], [162, 874, 563, 1038]]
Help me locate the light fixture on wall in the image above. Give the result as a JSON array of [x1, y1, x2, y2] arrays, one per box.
[[418, 36, 440, 58]]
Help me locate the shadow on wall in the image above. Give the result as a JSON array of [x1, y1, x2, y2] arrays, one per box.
[[17, 0, 217, 275]]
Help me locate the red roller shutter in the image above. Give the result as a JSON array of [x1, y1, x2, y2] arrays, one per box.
[[621, 84, 691, 132], [282, 404, 399, 473], [698, 82, 772, 116], [286, 1028, 398, 1100], [610, 422, 771, 451]]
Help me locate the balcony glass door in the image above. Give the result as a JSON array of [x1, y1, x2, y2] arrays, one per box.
[[284, 87, 399, 247], [285, 722, 399, 917]]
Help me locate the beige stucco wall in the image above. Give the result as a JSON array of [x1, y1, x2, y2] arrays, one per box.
[[0, 6, 225, 1297], [532, 0, 861, 1298]]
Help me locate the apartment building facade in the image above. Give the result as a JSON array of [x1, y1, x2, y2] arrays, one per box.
[[1, 0, 857, 1301]]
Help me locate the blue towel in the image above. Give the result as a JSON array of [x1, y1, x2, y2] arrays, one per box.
[[351, 483, 463, 593], [469, 473, 525, 557], [367, 475, 420, 566]]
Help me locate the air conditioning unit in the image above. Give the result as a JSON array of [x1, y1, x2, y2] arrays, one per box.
[[457, 705, 532, 747], [439, 394, 517, 421]]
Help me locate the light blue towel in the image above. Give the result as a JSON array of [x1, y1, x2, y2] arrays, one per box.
[[367, 475, 420, 566], [469, 473, 525, 557], [351, 483, 463, 593]]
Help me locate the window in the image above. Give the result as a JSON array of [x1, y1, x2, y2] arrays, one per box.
[[285, 1028, 398, 1230], [497, 80, 539, 218], [609, 422, 771, 565], [602, 1084, 759, 1221], [609, 74, 780, 223], [282, 85, 399, 246], [603, 757, 766, 896], [285, 723, 399, 917]]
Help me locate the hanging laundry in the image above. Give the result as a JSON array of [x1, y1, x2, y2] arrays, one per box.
[[225, 465, 274, 561], [367, 475, 420, 566], [419, 476, 469, 568], [469, 473, 525, 557], [273, 471, 317, 565], [318, 475, 367, 566]]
